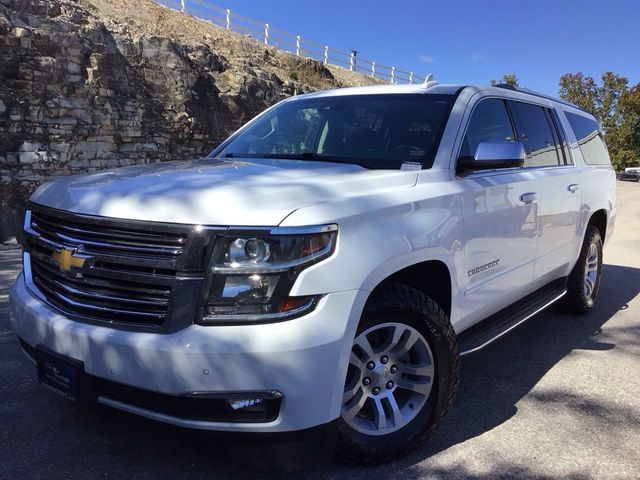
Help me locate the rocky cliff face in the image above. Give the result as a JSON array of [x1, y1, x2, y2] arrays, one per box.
[[0, 0, 382, 239]]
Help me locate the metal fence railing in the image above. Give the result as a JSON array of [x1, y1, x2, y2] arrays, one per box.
[[155, 0, 424, 85]]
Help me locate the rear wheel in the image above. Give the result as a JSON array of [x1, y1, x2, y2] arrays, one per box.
[[558, 225, 603, 314], [337, 282, 459, 464]]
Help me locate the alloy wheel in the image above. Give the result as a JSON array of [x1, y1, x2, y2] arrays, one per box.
[[584, 242, 599, 299], [342, 322, 435, 435]]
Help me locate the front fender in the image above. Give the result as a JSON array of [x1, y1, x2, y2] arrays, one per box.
[[284, 184, 465, 325]]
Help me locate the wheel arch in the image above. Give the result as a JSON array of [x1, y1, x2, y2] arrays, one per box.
[[588, 209, 608, 241], [367, 259, 453, 319]]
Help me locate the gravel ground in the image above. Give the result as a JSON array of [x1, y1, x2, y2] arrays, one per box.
[[1, 181, 639, 479]]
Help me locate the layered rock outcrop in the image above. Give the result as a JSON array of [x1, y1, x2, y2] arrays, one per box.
[[0, 0, 381, 239]]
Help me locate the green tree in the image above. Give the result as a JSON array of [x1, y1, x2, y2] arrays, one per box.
[[559, 72, 640, 171], [490, 74, 519, 87], [614, 85, 640, 170], [558, 72, 599, 112]]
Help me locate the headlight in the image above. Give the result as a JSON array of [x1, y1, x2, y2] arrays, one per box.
[[199, 225, 338, 324]]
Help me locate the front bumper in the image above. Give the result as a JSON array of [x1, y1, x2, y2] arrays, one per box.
[[10, 273, 366, 432]]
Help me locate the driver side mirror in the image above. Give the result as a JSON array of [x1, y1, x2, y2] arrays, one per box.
[[457, 141, 525, 175]]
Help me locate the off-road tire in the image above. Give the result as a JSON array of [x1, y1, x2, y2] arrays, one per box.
[[558, 225, 603, 314], [336, 281, 459, 464]]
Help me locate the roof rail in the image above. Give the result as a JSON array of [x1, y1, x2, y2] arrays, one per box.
[[492, 83, 586, 112]]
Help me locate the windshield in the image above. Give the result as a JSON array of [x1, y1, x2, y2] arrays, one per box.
[[213, 93, 456, 169]]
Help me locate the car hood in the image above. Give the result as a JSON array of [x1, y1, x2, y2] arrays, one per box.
[[31, 158, 418, 226]]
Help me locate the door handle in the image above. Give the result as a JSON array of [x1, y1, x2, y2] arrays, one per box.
[[520, 192, 537, 205], [568, 184, 579, 193]]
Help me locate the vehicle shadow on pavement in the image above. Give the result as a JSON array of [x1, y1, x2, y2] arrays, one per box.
[[2, 260, 639, 479], [390, 262, 640, 477]]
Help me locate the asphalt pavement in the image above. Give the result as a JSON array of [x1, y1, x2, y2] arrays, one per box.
[[1, 181, 639, 479]]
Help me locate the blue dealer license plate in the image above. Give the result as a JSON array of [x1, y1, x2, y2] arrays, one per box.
[[36, 347, 83, 402]]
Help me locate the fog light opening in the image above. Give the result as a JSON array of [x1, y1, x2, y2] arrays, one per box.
[[225, 391, 283, 416], [228, 397, 264, 411]]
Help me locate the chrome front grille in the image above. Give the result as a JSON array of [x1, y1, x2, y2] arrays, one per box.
[[23, 206, 217, 332], [29, 257, 171, 325], [30, 209, 187, 261]]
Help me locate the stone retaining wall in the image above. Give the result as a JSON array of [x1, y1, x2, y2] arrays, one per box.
[[0, 0, 379, 239]]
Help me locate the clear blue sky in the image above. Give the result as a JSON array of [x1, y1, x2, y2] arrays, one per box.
[[195, 0, 640, 95]]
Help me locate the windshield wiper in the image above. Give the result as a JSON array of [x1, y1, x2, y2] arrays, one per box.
[[221, 152, 357, 164], [259, 152, 324, 160], [218, 152, 400, 169], [220, 152, 317, 160], [257, 152, 372, 167]]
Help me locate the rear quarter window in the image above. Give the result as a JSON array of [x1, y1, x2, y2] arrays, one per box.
[[565, 112, 611, 165]]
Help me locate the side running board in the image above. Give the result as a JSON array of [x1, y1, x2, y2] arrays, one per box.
[[457, 278, 567, 356]]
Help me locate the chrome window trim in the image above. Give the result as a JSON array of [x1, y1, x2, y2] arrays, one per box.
[[459, 162, 578, 181]]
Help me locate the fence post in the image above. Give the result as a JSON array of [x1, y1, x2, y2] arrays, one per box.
[[409, 72, 413, 84], [296, 35, 301, 56], [264, 23, 269, 45], [391, 66, 395, 84], [371, 61, 375, 77], [324, 46, 328, 64], [349, 50, 358, 72], [226, 9, 231, 30], [180, 0, 185, 13]]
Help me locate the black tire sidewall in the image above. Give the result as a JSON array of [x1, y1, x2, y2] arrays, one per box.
[[578, 227, 603, 308], [562, 225, 603, 313], [337, 288, 458, 458]]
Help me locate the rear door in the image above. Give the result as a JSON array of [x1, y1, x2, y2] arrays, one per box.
[[508, 100, 581, 281]]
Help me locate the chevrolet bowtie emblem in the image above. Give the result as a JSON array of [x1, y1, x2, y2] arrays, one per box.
[[52, 248, 87, 272]]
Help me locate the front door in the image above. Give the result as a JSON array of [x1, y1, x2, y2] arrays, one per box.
[[455, 98, 540, 327]]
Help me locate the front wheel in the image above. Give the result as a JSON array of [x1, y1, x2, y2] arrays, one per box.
[[337, 282, 459, 463]]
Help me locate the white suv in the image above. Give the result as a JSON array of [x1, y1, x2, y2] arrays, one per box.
[[10, 82, 616, 462]]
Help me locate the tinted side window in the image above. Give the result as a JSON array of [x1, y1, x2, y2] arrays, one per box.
[[461, 99, 515, 158], [565, 112, 610, 165], [550, 109, 572, 165], [510, 101, 561, 167]]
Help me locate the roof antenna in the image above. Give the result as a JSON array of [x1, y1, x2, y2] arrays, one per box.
[[421, 73, 438, 89]]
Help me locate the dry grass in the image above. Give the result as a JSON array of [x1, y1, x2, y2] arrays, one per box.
[[86, 0, 385, 90]]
